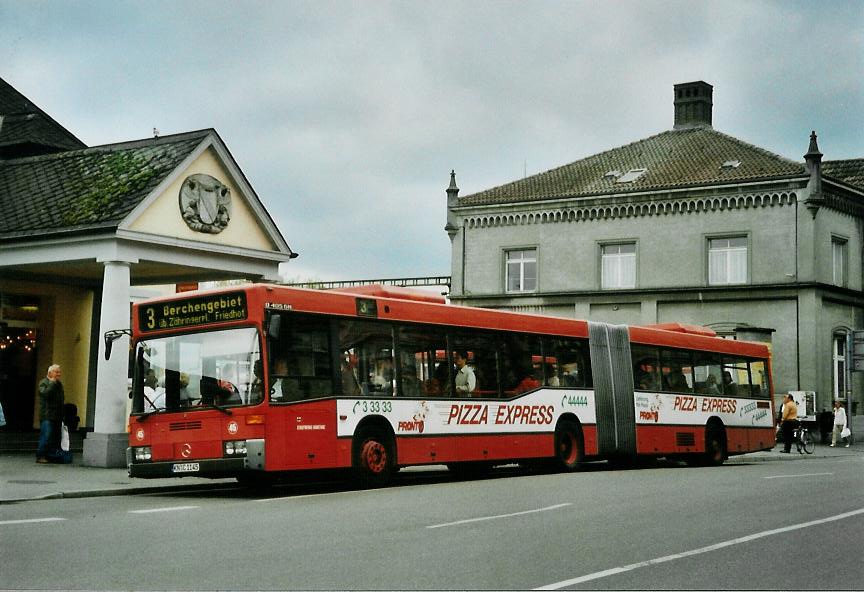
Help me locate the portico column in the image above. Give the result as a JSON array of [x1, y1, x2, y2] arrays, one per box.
[[83, 260, 132, 468]]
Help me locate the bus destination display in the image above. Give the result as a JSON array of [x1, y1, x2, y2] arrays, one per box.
[[139, 292, 247, 331]]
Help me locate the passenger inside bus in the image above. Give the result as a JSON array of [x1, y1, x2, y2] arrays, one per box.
[[453, 350, 477, 396], [144, 369, 165, 411], [513, 370, 541, 395], [178, 372, 194, 407], [248, 360, 264, 405], [722, 371, 738, 395], [635, 370, 658, 391], [701, 373, 721, 395], [370, 357, 394, 395], [423, 362, 451, 397], [341, 353, 361, 396], [664, 366, 691, 393]]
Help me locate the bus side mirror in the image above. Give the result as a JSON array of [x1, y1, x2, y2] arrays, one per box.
[[104, 329, 132, 360], [267, 314, 281, 340]]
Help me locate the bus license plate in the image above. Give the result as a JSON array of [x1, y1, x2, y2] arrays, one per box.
[[171, 463, 200, 473]]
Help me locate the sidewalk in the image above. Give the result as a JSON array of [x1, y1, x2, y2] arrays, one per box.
[[0, 453, 236, 504], [2, 442, 860, 504]]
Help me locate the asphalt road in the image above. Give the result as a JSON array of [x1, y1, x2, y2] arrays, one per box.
[[3, 457, 863, 590]]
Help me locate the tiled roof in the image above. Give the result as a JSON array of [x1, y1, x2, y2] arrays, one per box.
[[0, 130, 210, 241], [0, 77, 86, 155], [457, 127, 808, 206], [823, 159, 864, 191]]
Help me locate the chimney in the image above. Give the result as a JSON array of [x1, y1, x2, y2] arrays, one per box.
[[673, 81, 713, 129]]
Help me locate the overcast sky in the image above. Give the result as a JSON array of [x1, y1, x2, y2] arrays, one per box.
[[2, 1, 862, 282]]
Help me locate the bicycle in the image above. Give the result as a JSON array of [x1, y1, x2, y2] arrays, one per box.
[[794, 423, 815, 455]]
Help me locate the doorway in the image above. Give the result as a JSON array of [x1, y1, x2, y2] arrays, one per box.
[[0, 329, 38, 430], [0, 293, 41, 429]]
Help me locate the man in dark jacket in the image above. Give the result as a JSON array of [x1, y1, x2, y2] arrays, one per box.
[[36, 364, 64, 463]]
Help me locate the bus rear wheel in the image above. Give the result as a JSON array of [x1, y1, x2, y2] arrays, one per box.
[[554, 420, 583, 472], [688, 425, 727, 466], [704, 426, 727, 466], [353, 429, 394, 487]]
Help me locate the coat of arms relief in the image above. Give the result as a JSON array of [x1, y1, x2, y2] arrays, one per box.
[[179, 174, 232, 234]]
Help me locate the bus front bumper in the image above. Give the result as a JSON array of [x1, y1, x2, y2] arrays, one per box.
[[127, 455, 246, 479]]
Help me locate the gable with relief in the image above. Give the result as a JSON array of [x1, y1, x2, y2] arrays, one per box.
[[125, 147, 277, 251]]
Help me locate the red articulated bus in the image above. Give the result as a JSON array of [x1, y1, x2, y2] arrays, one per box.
[[119, 284, 775, 485]]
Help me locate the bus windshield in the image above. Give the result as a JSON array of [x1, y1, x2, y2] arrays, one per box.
[[132, 327, 263, 414]]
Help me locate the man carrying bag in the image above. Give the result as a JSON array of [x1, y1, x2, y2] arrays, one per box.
[[36, 364, 70, 463]]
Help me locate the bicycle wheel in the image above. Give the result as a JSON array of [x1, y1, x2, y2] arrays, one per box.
[[802, 430, 814, 454]]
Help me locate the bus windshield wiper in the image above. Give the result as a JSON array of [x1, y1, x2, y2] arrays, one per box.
[[136, 408, 167, 422], [197, 402, 233, 415]]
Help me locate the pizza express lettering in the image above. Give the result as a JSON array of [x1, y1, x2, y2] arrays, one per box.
[[673, 395, 737, 414], [702, 398, 737, 413], [140, 293, 247, 331], [446, 404, 554, 426]]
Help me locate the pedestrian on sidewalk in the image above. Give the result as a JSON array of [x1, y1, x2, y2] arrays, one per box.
[[830, 399, 849, 448], [780, 394, 798, 453], [36, 364, 64, 464]]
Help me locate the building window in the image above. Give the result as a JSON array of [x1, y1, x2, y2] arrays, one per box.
[[834, 333, 847, 400], [832, 237, 848, 287], [505, 248, 537, 293], [601, 243, 636, 289], [708, 237, 747, 285]]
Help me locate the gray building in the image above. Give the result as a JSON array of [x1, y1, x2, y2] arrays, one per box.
[[445, 81, 864, 414]]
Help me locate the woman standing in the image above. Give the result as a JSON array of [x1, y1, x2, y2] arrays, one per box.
[[830, 399, 849, 448]]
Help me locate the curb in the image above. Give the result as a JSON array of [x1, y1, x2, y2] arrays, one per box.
[[0, 481, 239, 505]]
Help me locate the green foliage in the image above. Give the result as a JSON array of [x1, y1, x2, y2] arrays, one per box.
[[61, 151, 160, 226]]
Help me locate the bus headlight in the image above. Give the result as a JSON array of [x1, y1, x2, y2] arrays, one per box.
[[133, 446, 152, 462], [223, 440, 247, 457]]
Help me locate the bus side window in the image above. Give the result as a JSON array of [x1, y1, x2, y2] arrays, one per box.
[[543, 337, 592, 388], [749, 360, 769, 397], [500, 333, 542, 396], [450, 331, 499, 398], [338, 319, 395, 397], [396, 326, 447, 397], [631, 344, 660, 391], [660, 349, 694, 393], [269, 313, 334, 402], [693, 352, 722, 395], [721, 357, 751, 397]]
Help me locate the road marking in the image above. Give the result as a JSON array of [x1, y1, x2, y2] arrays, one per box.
[[427, 503, 571, 529], [764, 472, 834, 479], [128, 505, 199, 514], [0, 517, 66, 526], [255, 490, 365, 503], [535, 507, 864, 590]]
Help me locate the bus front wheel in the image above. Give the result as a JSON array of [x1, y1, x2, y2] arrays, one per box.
[[353, 429, 393, 486], [554, 420, 583, 472]]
